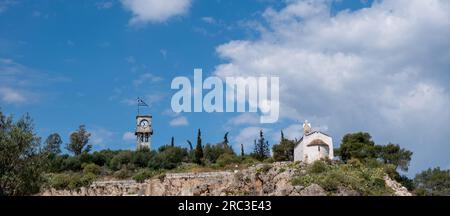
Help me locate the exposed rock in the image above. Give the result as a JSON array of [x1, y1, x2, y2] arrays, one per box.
[[299, 184, 327, 196], [39, 162, 412, 196], [384, 175, 412, 196]]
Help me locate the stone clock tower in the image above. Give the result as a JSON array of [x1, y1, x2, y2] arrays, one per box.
[[135, 115, 153, 150]]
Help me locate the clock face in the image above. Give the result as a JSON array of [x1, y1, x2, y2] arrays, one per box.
[[140, 120, 149, 128]]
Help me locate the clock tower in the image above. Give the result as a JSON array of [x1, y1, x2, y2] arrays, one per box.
[[135, 115, 153, 150]]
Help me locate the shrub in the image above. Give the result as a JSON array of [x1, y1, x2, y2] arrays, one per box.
[[82, 163, 102, 175], [114, 167, 132, 179], [216, 153, 240, 167], [308, 160, 329, 174], [131, 149, 154, 168], [148, 146, 188, 170], [109, 151, 132, 171], [62, 156, 82, 171], [48, 172, 97, 190], [291, 162, 393, 195], [133, 169, 158, 183]]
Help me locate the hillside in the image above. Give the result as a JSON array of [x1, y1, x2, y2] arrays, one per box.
[[40, 161, 411, 196]]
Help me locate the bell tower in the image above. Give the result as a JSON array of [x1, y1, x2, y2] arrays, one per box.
[[135, 98, 153, 150]]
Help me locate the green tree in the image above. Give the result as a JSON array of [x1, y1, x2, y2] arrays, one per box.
[[0, 110, 44, 195], [253, 130, 270, 161], [171, 136, 175, 147], [148, 145, 188, 169], [272, 130, 296, 161], [378, 143, 413, 172], [337, 132, 377, 162], [240, 144, 244, 157], [414, 167, 450, 196], [204, 142, 235, 164], [66, 125, 91, 156], [194, 129, 203, 164], [43, 133, 62, 155], [336, 132, 413, 172]]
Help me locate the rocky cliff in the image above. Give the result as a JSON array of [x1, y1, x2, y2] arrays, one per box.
[[40, 162, 412, 196]]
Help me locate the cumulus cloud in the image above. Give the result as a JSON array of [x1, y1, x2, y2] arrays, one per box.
[[227, 113, 260, 126], [170, 116, 189, 126], [122, 131, 135, 141], [0, 58, 67, 105], [233, 126, 271, 153], [214, 0, 450, 174], [90, 127, 114, 148], [121, 0, 192, 25]]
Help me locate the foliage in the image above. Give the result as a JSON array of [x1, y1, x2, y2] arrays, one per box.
[[148, 145, 188, 170], [272, 131, 296, 161], [216, 153, 240, 167], [378, 143, 412, 172], [414, 167, 450, 196], [0, 111, 44, 195], [83, 163, 102, 175], [132, 168, 159, 183], [292, 160, 394, 195], [335, 132, 412, 172], [131, 149, 154, 168], [66, 125, 91, 156], [337, 132, 377, 162], [47, 172, 97, 190], [194, 129, 203, 164], [114, 167, 132, 179], [109, 150, 132, 171], [204, 142, 235, 164], [253, 130, 270, 161], [42, 133, 62, 155]]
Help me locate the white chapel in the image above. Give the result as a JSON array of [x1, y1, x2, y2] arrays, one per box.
[[294, 120, 334, 163]]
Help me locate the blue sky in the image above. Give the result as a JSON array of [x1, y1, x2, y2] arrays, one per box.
[[1, 0, 449, 176]]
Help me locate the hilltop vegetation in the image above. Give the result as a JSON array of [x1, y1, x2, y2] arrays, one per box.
[[1, 109, 449, 196]]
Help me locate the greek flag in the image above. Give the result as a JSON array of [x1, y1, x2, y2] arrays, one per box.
[[137, 98, 148, 107]]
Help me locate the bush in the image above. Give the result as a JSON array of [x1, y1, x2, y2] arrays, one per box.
[[62, 156, 83, 171], [216, 154, 240, 167], [308, 160, 329, 174], [132, 169, 158, 183], [48, 172, 97, 190], [292, 162, 393, 195], [148, 146, 188, 170], [109, 151, 133, 171], [114, 167, 132, 179], [203, 143, 235, 163], [82, 163, 102, 175], [131, 149, 154, 168]]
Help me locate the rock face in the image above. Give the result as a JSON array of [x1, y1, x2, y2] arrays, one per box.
[[40, 162, 412, 196], [384, 175, 412, 196]]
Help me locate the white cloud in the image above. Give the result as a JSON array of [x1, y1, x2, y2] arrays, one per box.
[[227, 113, 260, 126], [122, 131, 135, 141], [90, 127, 114, 148], [0, 58, 66, 105], [201, 16, 216, 24], [214, 0, 450, 174], [0, 87, 26, 104], [170, 116, 188, 126], [233, 126, 271, 153], [133, 73, 163, 86], [121, 0, 192, 25]]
